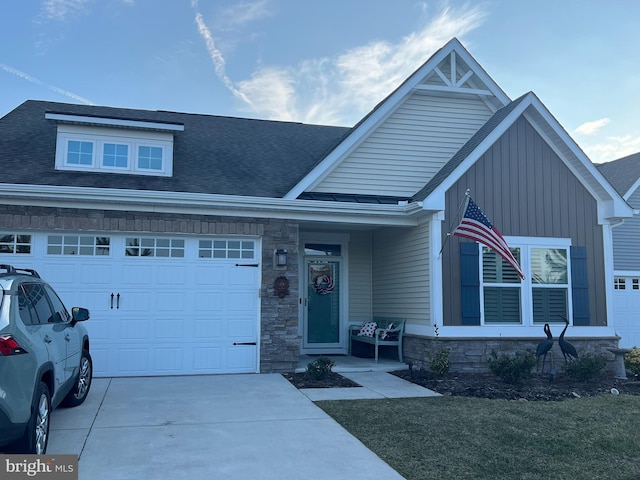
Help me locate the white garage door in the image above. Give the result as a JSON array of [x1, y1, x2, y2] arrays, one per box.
[[0, 233, 261, 377], [613, 276, 640, 348]]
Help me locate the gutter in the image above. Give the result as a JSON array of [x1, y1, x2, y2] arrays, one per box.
[[0, 183, 424, 227]]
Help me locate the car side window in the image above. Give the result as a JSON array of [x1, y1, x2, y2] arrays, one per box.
[[17, 285, 38, 326], [43, 285, 70, 323], [22, 283, 56, 325]]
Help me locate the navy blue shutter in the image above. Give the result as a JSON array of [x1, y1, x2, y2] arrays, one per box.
[[570, 246, 590, 326], [460, 242, 481, 325]]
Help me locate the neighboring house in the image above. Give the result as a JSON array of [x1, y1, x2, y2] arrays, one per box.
[[598, 153, 640, 348], [0, 38, 633, 376]]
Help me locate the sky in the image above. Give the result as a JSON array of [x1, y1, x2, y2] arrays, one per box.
[[1, 1, 639, 164]]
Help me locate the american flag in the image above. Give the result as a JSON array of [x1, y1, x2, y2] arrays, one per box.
[[452, 197, 525, 279]]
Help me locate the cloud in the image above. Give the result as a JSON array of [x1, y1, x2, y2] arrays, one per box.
[[41, 0, 90, 21], [192, 6, 255, 108], [574, 118, 610, 135], [193, 2, 486, 125], [584, 134, 640, 164], [218, 0, 272, 30], [0, 63, 94, 105]]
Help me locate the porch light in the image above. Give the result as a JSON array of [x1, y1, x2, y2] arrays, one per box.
[[274, 249, 288, 268]]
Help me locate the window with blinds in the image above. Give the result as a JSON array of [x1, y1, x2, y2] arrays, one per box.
[[482, 247, 522, 323]]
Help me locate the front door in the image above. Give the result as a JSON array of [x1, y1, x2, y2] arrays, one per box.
[[304, 258, 343, 352]]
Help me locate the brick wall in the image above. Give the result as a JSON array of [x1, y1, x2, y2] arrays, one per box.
[[0, 205, 301, 373], [404, 334, 619, 374]]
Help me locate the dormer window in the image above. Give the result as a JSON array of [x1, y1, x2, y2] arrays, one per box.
[[46, 113, 183, 177]]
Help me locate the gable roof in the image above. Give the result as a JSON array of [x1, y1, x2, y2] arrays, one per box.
[[283, 38, 511, 200], [0, 100, 350, 198], [414, 92, 633, 222], [597, 152, 640, 200]]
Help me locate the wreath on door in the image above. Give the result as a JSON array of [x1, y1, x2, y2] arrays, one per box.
[[312, 274, 334, 295]]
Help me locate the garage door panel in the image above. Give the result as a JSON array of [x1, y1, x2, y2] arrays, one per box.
[[121, 264, 155, 284], [156, 291, 186, 311], [118, 348, 149, 374], [156, 319, 185, 338], [228, 292, 257, 312], [38, 260, 78, 288], [194, 346, 222, 370], [194, 319, 223, 338], [80, 264, 113, 284], [195, 265, 225, 285], [155, 348, 184, 372], [195, 292, 225, 311], [119, 318, 149, 339], [157, 265, 186, 284], [228, 346, 258, 370]]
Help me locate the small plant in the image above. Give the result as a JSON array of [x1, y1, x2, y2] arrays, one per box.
[[428, 323, 450, 376], [565, 353, 608, 382], [487, 350, 536, 385], [624, 346, 640, 378], [305, 356, 335, 380], [429, 348, 451, 376]]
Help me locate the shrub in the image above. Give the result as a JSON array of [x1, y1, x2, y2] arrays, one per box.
[[487, 350, 536, 385], [305, 356, 334, 380], [624, 347, 640, 378], [429, 348, 451, 376], [565, 353, 607, 382]]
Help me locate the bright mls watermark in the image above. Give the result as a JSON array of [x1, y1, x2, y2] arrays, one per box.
[[1, 455, 78, 479]]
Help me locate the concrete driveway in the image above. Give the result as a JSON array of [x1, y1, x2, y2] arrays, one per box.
[[48, 374, 404, 480]]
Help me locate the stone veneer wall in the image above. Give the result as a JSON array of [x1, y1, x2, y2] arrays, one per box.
[[404, 334, 620, 374], [0, 205, 301, 373]]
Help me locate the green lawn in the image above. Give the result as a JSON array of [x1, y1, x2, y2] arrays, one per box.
[[317, 395, 640, 480]]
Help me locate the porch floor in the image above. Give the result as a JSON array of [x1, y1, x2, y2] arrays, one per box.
[[296, 354, 407, 374]]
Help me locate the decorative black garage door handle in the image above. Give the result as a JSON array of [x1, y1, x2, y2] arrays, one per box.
[[116, 293, 120, 309], [235, 263, 259, 267], [110, 293, 114, 309], [233, 342, 257, 346]]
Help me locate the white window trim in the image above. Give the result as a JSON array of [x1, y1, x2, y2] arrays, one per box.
[[479, 236, 573, 327], [54, 125, 174, 177]]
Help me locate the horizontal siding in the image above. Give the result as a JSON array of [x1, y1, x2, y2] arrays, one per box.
[[613, 188, 640, 270], [348, 231, 373, 323], [313, 94, 494, 197], [442, 116, 607, 326], [372, 222, 430, 328]]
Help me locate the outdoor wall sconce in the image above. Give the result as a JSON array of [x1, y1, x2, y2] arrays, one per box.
[[273, 249, 288, 269], [273, 276, 289, 298]]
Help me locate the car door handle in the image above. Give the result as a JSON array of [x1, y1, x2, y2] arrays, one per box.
[[43, 335, 52, 344]]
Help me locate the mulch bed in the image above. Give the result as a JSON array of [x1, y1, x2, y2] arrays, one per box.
[[282, 371, 361, 389], [283, 369, 640, 401], [392, 369, 640, 401]]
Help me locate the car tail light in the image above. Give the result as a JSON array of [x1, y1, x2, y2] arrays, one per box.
[[0, 335, 27, 356]]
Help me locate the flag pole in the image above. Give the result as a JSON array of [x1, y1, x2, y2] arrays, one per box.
[[438, 189, 471, 258]]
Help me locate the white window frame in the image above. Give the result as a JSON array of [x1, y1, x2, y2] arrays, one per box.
[[54, 125, 174, 177], [479, 236, 572, 327]]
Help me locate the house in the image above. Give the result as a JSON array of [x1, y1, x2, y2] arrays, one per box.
[[0, 38, 632, 377], [598, 153, 640, 348]]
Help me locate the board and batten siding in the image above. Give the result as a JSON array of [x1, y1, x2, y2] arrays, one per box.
[[372, 222, 430, 329], [347, 231, 373, 323], [441, 116, 607, 326], [313, 94, 494, 197], [612, 187, 640, 271]]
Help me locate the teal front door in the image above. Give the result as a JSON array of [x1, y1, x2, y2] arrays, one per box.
[[305, 259, 341, 349]]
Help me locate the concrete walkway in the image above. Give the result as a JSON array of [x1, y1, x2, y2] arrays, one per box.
[[300, 371, 441, 401], [48, 373, 419, 480]]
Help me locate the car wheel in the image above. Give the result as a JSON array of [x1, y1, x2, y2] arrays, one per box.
[[62, 350, 92, 407], [15, 382, 51, 454]]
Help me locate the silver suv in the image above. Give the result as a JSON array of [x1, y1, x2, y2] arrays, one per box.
[[0, 265, 91, 454]]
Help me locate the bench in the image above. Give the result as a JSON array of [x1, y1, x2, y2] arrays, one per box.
[[348, 317, 405, 363]]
